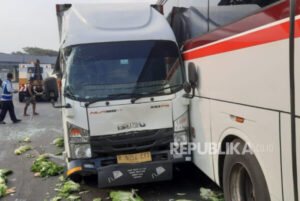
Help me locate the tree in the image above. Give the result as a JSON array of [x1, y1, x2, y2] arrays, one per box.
[[11, 47, 58, 57]]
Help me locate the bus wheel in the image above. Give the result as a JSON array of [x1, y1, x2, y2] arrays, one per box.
[[222, 139, 270, 201]]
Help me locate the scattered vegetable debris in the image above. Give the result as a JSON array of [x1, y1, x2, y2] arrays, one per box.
[[200, 187, 224, 201], [31, 156, 64, 177], [52, 176, 82, 201], [93, 198, 102, 201], [26, 154, 35, 158], [110, 190, 143, 201], [55, 152, 63, 156], [14, 145, 32, 155], [0, 169, 13, 198], [23, 137, 31, 143], [53, 137, 64, 148]]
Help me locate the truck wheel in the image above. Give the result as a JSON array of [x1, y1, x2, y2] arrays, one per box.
[[222, 139, 271, 201]]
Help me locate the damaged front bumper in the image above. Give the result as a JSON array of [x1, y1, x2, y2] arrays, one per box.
[[66, 151, 191, 188]]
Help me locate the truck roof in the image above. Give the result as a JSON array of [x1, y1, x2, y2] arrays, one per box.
[[57, 3, 177, 48]]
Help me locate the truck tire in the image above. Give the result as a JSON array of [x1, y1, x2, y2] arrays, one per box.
[[44, 77, 59, 100], [222, 139, 271, 201], [19, 92, 25, 102]]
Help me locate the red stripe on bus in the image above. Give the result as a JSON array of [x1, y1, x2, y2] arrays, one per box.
[[183, 20, 291, 61], [296, 18, 300, 37]]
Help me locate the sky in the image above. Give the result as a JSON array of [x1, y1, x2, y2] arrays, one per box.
[[0, 0, 157, 54]]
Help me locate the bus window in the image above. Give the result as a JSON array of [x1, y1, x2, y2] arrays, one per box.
[[209, 0, 281, 31]]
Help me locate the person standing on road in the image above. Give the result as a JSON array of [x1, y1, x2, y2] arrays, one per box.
[[24, 77, 39, 116], [0, 73, 21, 124]]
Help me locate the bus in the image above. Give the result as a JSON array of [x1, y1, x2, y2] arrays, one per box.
[[156, 0, 300, 201]]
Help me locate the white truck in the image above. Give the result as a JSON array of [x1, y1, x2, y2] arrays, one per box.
[[45, 3, 192, 187]]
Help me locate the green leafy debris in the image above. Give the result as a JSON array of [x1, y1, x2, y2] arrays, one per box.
[[14, 145, 32, 155], [93, 198, 102, 201], [26, 154, 35, 158], [200, 187, 224, 201], [0, 169, 12, 176], [55, 152, 63, 156], [60, 180, 80, 194], [176, 200, 194, 201], [67, 194, 81, 201], [54, 178, 81, 200], [23, 137, 31, 143], [53, 137, 64, 148], [79, 190, 89, 195], [0, 183, 7, 197], [31, 157, 64, 177], [51, 196, 62, 201], [0, 169, 13, 197], [110, 190, 143, 201]]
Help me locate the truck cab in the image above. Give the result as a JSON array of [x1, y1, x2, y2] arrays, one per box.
[[52, 3, 191, 187]]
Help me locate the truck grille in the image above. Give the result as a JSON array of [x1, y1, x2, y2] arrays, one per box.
[[90, 128, 173, 157]]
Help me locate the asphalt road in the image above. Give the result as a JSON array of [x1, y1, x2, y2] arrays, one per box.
[[0, 87, 221, 201]]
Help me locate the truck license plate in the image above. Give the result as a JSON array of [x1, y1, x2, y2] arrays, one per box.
[[117, 152, 152, 164]]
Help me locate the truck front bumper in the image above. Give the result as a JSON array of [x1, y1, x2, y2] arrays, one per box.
[[66, 151, 191, 188]]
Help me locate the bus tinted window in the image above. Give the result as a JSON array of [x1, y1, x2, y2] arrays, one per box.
[[169, 0, 281, 46], [209, 0, 280, 31]]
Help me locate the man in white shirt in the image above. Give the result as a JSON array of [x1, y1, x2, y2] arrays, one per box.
[[0, 73, 21, 124]]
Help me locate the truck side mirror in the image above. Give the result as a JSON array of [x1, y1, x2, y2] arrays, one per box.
[[188, 62, 198, 89], [183, 62, 198, 99]]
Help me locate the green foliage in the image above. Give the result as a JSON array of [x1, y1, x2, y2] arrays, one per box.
[[53, 177, 81, 201], [53, 137, 64, 148], [55, 152, 63, 156], [110, 190, 143, 201], [14, 145, 32, 155], [200, 188, 224, 201], [12, 47, 58, 57], [0, 183, 7, 197], [0, 169, 12, 197], [31, 157, 64, 177], [23, 137, 31, 143]]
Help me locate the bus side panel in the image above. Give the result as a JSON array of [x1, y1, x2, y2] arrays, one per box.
[[186, 34, 290, 201], [210, 101, 282, 201], [281, 113, 295, 201], [190, 98, 214, 181], [186, 39, 291, 113]]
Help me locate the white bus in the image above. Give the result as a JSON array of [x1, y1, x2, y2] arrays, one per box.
[[157, 0, 300, 201]]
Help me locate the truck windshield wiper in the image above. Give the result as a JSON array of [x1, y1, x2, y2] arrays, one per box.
[[131, 84, 182, 103]]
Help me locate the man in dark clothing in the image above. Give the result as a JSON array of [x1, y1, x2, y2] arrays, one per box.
[[33, 59, 43, 81], [0, 73, 21, 124], [24, 77, 38, 116]]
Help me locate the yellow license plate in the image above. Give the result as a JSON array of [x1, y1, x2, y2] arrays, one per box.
[[117, 152, 152, 164]]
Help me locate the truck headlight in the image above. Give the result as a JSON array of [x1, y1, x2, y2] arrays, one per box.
[[70, 144, 91, 159], [67, 123, 91, 159], [67, 123, 89, 143], [174, 111, 189, 132]]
